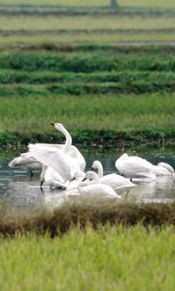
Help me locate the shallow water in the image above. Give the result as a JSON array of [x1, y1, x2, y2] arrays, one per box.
[[0, 147, 175, 224]]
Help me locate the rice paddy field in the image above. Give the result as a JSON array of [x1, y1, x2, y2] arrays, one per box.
[[1, 225, 175, 291], [0, 0, 175, 8], [0, 2, 175, 290], [0, 46, 175, 147]]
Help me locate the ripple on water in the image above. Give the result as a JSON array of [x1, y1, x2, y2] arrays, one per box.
[[0, 149, 175, 225]]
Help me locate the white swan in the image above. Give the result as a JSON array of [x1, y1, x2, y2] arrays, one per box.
[[28, 144, 85, 183], [51, 123, 86, 171], [152, 162, 174, 176], [115, 153, 156, 180], [89, 160, 136, 193], [8, 152, 42, 176], [8, 123, 85, 176], [67, 183, 121, 203], [40, 165, 66, 189]]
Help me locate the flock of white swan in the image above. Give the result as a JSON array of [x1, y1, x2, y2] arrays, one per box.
[[8, 123, 175, 202]]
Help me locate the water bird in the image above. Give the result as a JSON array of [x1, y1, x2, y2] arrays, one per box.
[[115, 153, 157, 180], [28, 143, 85, 185], [8, 122, 86, 177], [152, 162, 174, 176], [8, 152, 42, 176], [67, 183, 121, 203], [51, 122, 86, 171], [89, 160, 136, 193], [40, 165, 66, 189]]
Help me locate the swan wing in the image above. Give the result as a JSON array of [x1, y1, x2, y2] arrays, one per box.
[[101, 173, 135, 188], [28, 144, 73, 180], [157, 162, 174, 174], [67, 145, 86, 170], [34, 143, 86, 170]]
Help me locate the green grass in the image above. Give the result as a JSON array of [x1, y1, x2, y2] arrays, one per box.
[[0, 11, 174, 49], [0, 50, 174, 96], [0, 69, 174, 85], [0, 0, 175, 8], [0, 31, 174, 47], [0, 50, 174, 72], [1, 225, 175, 291], [0, 15, 174, 31], [0, 48, 174, 139], [0, 93, 175, 134]]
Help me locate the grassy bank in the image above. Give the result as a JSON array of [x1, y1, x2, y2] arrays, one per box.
[[0, 47, 174, 147], [0, 225, 175, 291]]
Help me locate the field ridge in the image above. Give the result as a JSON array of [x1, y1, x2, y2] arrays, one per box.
[[0, 6, 175, 16]]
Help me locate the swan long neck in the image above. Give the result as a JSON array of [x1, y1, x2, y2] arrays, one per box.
[[60, 126, 72, 152], [96, 162, 103, 178]]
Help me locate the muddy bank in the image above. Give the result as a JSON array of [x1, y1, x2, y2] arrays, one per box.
[[1, 129, 175, 150]]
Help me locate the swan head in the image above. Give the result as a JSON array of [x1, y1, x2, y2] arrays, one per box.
[[91, 160, 102, 171], [120, 153, 128, 159], [51, 122, 65, 131], [82, 171, 99, 181]]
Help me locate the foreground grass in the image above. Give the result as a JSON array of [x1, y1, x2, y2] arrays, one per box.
[[0, 225, 175, 291], [0, 93, 175, 134]]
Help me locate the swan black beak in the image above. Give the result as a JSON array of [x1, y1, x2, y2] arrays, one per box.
[[50, 122, 55, 126], [82, 177, 87, 182]]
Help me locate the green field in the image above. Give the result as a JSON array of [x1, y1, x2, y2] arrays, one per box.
[[0, 13, 174, 48], [0, 15, 174, 31], [0, 0, 175, 8], [0, 47, 174, 138], [1, 93, 175, 134], [1, 225, 175, 291], [0, 0, 174, 49]]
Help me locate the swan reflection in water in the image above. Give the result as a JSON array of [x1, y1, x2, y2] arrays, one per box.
[[0, 180, 121, 224], [128, 176, 175, 203], [0, 173, 174, 223], [0, 179, 69, 224]]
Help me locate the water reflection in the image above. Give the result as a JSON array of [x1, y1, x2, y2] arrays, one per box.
[[128, 176, 175, 203], [0, 148, 175, 224]]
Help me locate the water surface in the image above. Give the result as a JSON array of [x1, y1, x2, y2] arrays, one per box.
[[0, 147, 175, 224]]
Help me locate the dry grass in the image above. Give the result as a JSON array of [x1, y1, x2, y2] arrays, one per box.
[[1, 202, 175, 237]]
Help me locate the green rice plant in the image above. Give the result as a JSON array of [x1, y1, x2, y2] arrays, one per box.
[[0, 15, 174, 31], [0, 51, 174, 72], [0, 31, 174, 47], [0, 0, 175, 8], [0, 225, 175, 291], [0, 69, 174, 85], [0, 93, 175, 134], [0, 79, 174, 96]]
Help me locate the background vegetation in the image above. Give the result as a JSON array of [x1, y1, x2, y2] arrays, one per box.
[[0, 0, 175, 7], [0, 47, 174, 146]]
